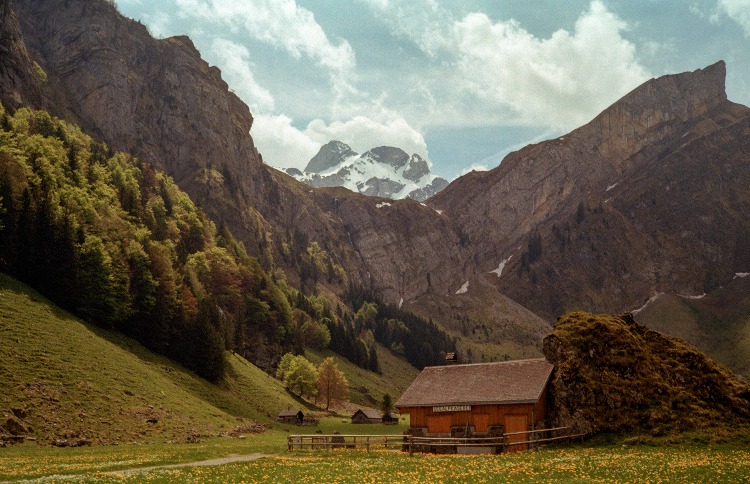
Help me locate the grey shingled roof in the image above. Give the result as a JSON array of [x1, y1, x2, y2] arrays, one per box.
[[278, 409, 303, 417], [353, 408, 383, 419], [395, 358, 553, 408]]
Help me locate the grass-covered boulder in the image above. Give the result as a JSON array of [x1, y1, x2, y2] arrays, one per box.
[[543, 311, 750, 436]]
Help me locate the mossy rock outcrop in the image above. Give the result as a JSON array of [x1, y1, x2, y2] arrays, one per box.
[[543, 311, 750, 435]]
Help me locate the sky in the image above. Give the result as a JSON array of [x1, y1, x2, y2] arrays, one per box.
[[115, 0, 750, 181]]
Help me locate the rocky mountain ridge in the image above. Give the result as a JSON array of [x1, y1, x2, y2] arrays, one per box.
[[5, 0, 750, 374], [285, 141, 448, 201]]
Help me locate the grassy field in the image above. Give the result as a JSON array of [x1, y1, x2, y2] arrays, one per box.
[[0, 274, 415, 448], [1, 436, 748, 483]]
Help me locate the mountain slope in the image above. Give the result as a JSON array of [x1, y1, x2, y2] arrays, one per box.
[[0, 274, 278, 446], [495, 95, 750, 318], [0, 274, 416, 445], [288, 141, 448, 201], [7, 0, 750, 375], [543, 311, 750, 434], [636, 274, 750, 379]]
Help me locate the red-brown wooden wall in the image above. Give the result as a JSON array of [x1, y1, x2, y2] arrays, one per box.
[[399, 388, 548, 434]]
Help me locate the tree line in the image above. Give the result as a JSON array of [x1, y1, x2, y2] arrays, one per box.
[[0, 104, 456, 383], [342, 284, 456, 369], [0, 106, 313, 381]]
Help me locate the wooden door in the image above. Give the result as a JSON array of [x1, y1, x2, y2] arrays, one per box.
[[428, 414, 451, 433], [474, 414, 489, 433], [504, 415, 528, 452]]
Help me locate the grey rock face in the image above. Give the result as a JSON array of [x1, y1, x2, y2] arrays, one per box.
[[305, 140, 358, 174], [363, 146, 410, 169]]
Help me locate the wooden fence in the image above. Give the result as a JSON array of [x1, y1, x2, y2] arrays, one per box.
[[288, 426, 587, 454], [287, 434, 405, 452]]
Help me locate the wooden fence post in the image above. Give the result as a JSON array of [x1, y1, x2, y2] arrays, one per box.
[[409, 435, 413, 456]]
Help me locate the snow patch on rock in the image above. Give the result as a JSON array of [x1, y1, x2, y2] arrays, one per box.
[[490, 256, 512, 277]]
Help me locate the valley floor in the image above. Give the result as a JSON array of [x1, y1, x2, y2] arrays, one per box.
[[1, 433, 748, 483]]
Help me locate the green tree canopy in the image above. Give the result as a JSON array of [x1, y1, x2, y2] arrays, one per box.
[[278, 353, 318, 398]]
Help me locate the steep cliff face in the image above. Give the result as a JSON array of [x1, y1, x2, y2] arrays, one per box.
[[496, 98, 750, 319], [15, 0, 260, 185], [430, 62, 728, 271], [0, 0, 41, 110], [12, 0, 271, 246]]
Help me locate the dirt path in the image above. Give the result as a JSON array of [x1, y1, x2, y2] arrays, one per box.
[[0, 454, 273, 483], [105, 453, 271, 476]]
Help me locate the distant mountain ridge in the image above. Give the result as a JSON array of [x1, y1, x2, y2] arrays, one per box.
[[285, 141, 449, 201]]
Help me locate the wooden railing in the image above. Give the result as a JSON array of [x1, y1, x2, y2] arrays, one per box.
[[287, 434, 406, 452], [288, 427, 587, 454], [501, 426, 586, 451]]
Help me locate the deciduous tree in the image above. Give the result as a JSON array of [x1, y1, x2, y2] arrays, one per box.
[[317, 356, 348, 411], [279, 353, 318, 398]]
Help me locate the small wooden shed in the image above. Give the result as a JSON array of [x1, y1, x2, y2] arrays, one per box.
[[382, 412, 399, 424], [351, 408, 383, 424], [277, 409, 304, 425], [395, 358, 553, 451]]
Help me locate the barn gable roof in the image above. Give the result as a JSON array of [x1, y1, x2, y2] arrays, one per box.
[[395, 358, 553, 408], [278, 409, 303, 418], [353, 408, 382, 419]]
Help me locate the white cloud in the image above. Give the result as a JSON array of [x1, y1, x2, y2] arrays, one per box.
[[131, 10, 174, 39], [305, 116, 428, 159], [174, 0, 356, 87], [460, 163, 488, 176], [451, 1, 651, 130], [358, 0, 454, 55], [251, 115, 321, 170], [253, 114, 429, 170], [356, 0, 650, 131], [210, 38, 275, 113], [718, 0, 750, 36]]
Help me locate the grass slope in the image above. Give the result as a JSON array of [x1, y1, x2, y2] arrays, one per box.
[[0, 274, 308, 445], [0, 273, 418, 447], [637, 276, 750, 380], [305, 345, 419, 410]]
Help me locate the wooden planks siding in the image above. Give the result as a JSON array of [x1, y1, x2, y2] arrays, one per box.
[[400, 397, 546, 433]]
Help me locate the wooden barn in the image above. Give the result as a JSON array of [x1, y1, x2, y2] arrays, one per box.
[[351, 408, 383, 424], [395, 358, 553, 450], [277, 409, 304, 425], [351, 409, 399, 424]]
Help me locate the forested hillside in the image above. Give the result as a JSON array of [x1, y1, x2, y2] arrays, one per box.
[[0, 104, 453, 381]]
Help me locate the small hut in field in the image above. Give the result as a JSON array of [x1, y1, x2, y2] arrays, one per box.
[[351, 408, 383, 424], [277, 409, 304, 425]]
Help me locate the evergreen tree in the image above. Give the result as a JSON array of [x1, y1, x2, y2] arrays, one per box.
[[76, 236, 116, 326], [381, 393, 393, 420]]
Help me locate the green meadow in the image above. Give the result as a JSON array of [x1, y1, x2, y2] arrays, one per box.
[[2, 437, 750, 483], [2, 264, 749, 484]]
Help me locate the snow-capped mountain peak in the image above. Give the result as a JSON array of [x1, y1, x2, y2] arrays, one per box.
[[285, 141, 448, 201]]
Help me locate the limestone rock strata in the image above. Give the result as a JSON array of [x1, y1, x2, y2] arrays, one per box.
[[431, 62, 728, 266]]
